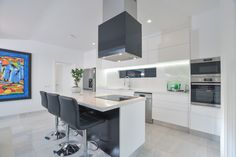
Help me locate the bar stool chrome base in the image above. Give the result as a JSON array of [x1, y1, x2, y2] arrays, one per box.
[[55, 125, 81, 156], [54, 144, 80, 156], [45, 117, 66, 141]]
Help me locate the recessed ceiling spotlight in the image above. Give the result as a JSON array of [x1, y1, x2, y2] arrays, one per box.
[[133, 57, 137, 60], [117, 60, 121, 62], [147, 19, 152, 23], [69, 34, 77, 39], [119, 53, 122, 56], [92, 42, 96, 45]]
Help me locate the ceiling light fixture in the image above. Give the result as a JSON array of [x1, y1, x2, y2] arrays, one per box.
[[119, 53, 122, 56], [117, 60, 121, 62], [92, 42, 96, 45], [147, 19, 152, 23]]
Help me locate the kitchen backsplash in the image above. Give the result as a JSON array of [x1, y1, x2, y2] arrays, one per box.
[[103, 63, 190, 93]]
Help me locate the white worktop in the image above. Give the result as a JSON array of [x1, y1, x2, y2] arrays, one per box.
[[58, 90, 145, 112], [97, 87, 189, 95]]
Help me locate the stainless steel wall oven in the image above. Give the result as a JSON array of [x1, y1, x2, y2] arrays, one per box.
[[190, 57, 221, 108]]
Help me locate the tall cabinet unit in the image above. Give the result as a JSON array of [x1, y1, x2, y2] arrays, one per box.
[[190, 8, 222, 137]]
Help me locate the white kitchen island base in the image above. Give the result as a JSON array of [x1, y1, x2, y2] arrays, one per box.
[[120, 101, 145, 157], [59, 91, 146, 157]]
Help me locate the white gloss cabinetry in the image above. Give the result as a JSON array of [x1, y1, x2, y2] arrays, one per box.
[[189, 8, 222, 136], [152, 92, 190, 128], [190, 8, 221, 60], [190, 105, 222, 136], [101, 27, 190, 69], [120, 100, 145, 157], [97, 88, 222, 136], [146, 28, 190, 63]]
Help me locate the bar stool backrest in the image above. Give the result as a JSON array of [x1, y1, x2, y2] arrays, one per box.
[[59, 96, 80, 128], [47, 93, 60, 117], [40, 91, 48, 109]]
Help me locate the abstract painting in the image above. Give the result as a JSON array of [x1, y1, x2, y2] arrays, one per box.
[[0, 48, 31, 101]]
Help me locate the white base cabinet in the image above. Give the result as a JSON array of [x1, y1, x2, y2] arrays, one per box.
[[152, 92, 190, 128], [152, 92, 222, 136], [190, 105, 222, 136], [97, 88, 222, 136]]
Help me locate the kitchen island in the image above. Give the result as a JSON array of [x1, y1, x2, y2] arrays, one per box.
[[59, 91, 145, 157]]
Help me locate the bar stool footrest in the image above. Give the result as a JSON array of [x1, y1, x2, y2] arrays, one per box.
[[45, 131, 66, 141]]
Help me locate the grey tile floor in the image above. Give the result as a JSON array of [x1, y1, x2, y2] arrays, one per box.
[[0, 111, 220, 157]]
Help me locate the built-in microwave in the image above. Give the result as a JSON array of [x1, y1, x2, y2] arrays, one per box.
[[191, 57, 221, 76], [190, 57, 221, 108]]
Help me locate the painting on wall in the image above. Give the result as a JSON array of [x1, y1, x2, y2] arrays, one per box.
[[0, 48, 31, 101]]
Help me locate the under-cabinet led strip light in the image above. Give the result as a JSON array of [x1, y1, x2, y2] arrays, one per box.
[[104, 60, 190, 73]]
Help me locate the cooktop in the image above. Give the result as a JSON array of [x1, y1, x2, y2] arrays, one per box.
[[96, 95, 137, 102]]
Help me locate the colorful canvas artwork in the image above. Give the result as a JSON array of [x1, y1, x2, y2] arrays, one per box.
[[0, 49, 31, 101]]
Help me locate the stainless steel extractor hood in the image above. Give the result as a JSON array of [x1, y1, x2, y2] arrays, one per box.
[[98, 0, 142, 62]]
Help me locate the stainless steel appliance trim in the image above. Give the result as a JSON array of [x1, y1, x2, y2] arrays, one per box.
[[191, 74, 221, 77], [190, 57, 220, 64], [191, 83, 221, 86], [191, 75, 221, 83], [134, 92, 153, 124], [191, 102, 221, 108], [83, 68, 96, 91]]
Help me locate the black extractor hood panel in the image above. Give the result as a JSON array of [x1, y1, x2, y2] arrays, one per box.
[[98, 11, 142, 62]]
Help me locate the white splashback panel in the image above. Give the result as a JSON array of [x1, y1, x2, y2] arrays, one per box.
[[104, 62, 190, 93]]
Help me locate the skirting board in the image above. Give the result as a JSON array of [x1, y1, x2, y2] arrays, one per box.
[[189, 129, 220, 142], [0, 110, 47, 120], [153, 120, 220, 142]]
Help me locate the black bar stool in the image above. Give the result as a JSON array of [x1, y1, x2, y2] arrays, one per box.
[[57, 96, 105, 157], [40, 91, 59, 140], [40, 91, 48, 109], [46, 93, 66, 140]]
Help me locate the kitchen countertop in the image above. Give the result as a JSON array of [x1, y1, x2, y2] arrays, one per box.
[[97, 87, 189, 95], [57, 90, 145, 112]]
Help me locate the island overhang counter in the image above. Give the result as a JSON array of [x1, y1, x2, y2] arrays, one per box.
[[58, 91, 146, 157]]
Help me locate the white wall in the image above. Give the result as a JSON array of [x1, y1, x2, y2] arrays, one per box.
[[220, 0, 236, 156], [82, 49, 107, 88], [0, 39, 83, 117], [191, 8, 221, 59], [83, 49, 97, 68]]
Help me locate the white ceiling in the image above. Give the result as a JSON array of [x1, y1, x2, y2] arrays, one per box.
[[0, 0, 219, 51], [0, 0, 103, 51]]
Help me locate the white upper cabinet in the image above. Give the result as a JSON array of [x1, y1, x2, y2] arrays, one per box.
[[146, 28, 190, 63], [158, 44, 190, 62], [147, 34, 161, 51], [191, 8, 221, 59], [101, 27, 190, 69], [158, 28, 190, 49]]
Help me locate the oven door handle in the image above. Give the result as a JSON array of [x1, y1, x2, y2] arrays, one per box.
[[191, 83, 221, 86], [191, 102, 221, 108]]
